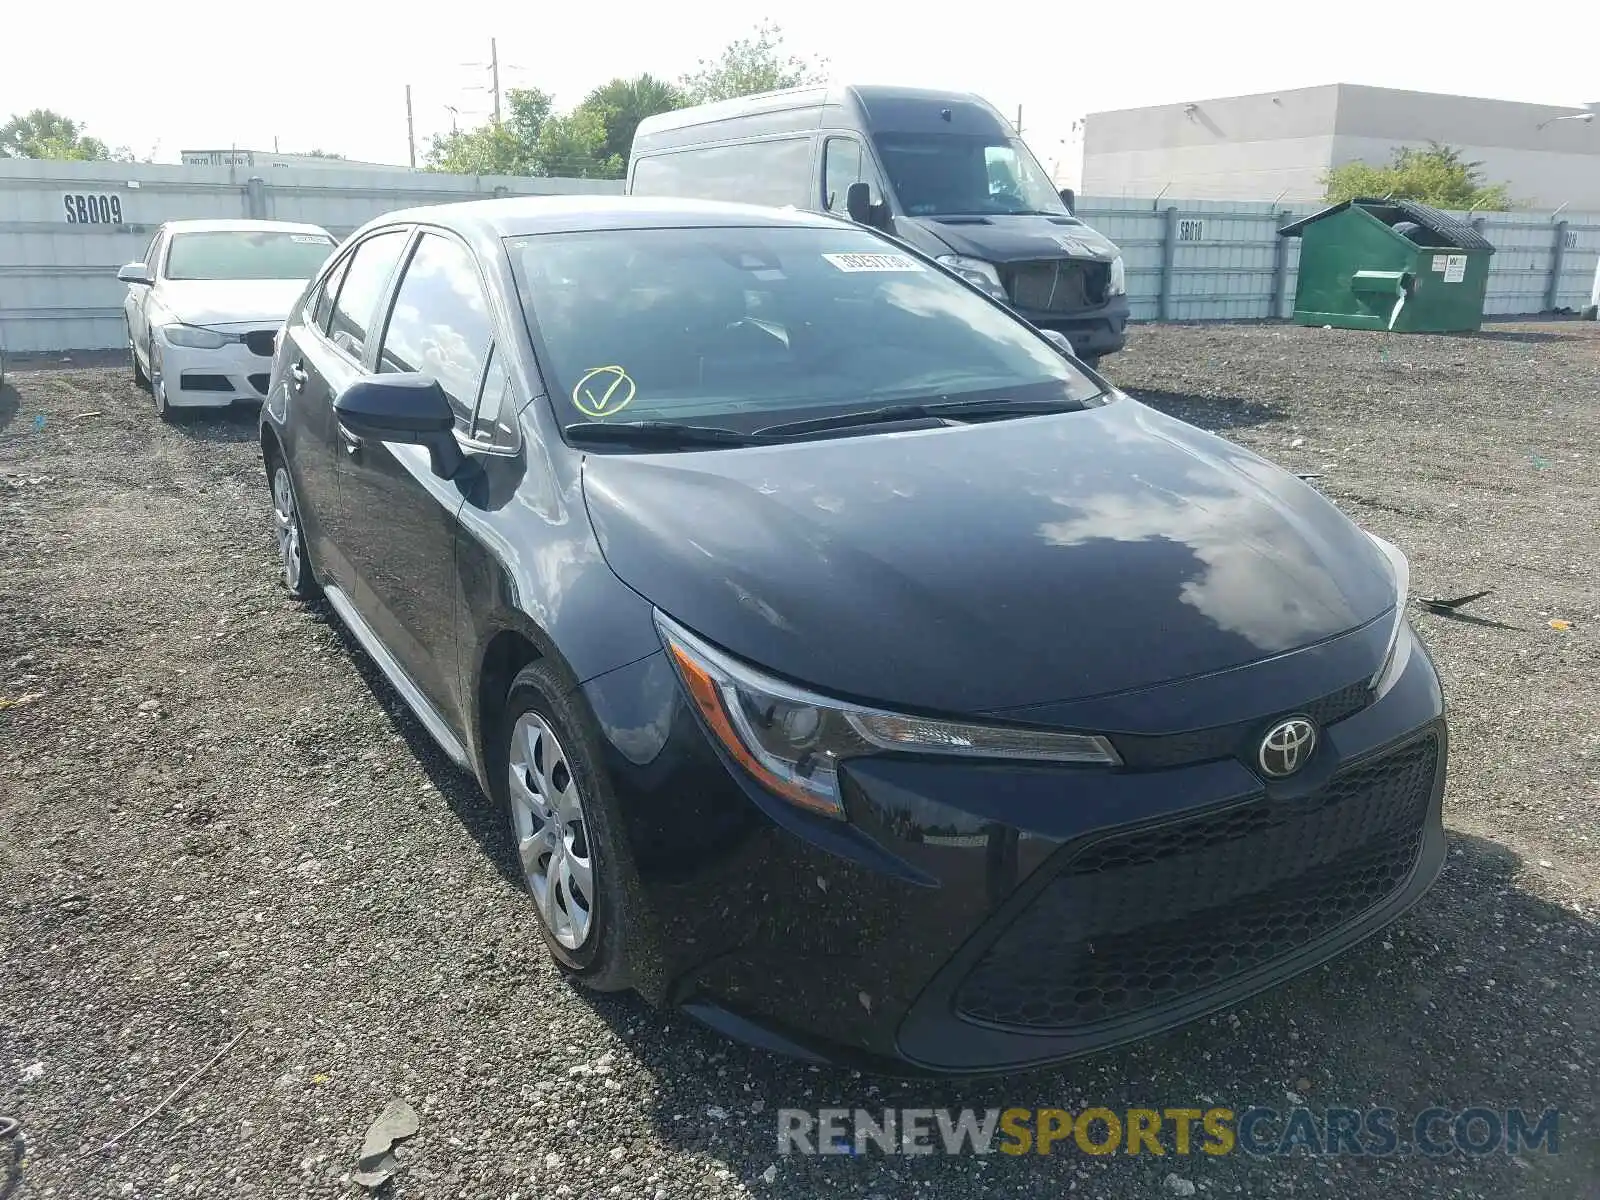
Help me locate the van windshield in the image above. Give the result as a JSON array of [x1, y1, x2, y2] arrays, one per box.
[[506, 224, 1105, 432], [874, 133, 1067, 219]]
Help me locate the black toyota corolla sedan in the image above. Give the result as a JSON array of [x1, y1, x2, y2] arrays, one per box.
[[260, 196, 1446, 1076]]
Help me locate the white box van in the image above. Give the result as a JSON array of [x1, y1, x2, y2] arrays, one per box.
[[628, 84, 1129, 367]]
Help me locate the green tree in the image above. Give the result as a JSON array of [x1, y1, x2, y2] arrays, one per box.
[[534, 107, 615, 179], [0, 108, 127, 160], [678, 21, 828, 104], [424, 88, 554, 175], [504, 88, 555, 154], [1323, 143, 1514, 210], [579, 74, 685, 171]]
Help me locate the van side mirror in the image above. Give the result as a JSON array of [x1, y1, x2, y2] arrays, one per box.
[[1040, 329, 1073, 355], [1058, 188, 1076, 215], [846, 182, 873, 225], [118, 262, 152, 285]]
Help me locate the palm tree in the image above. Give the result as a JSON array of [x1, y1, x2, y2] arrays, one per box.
[[580, 75, 686, 169]]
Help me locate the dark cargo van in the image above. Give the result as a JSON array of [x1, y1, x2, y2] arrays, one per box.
[[627, 84, 1128, 366]]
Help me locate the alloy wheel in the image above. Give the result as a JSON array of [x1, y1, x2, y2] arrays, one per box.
[[270, 465, 303, 590], [507, 712, 596, 949], [150, 343, 171, 419]]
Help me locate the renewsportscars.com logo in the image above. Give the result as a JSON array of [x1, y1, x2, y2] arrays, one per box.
[[777, 1106, 1561, 1158]]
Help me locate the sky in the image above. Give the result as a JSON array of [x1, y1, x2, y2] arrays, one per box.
[[4, 1, 1598, 185]]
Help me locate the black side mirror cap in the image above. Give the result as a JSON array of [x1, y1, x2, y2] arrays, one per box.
[[845, 182, 873, 225], [334, 373, 463, 478], [1058, 187, 1076, 215]]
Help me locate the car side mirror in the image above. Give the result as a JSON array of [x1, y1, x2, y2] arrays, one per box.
[[118, 262, 152, 285], [1058, 188, 1076, 215], [1040, 329, 1074, 355], [334, 374, 463, 479]]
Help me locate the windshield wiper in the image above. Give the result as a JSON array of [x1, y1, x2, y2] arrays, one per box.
[[563, 420, 773, 449], [755, 397, 1089, 438]]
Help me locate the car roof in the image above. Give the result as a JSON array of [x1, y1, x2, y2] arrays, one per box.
[[364, 195, 855, 239], [161, 218, 333, 236]]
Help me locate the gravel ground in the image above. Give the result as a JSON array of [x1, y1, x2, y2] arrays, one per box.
[[1, 322, 1595, 1200]]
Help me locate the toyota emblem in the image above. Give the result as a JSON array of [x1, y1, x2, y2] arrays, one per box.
[[1258, 717, 1317, 778]]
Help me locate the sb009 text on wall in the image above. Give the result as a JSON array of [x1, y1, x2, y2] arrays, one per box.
[[61, 192, 126, 225]]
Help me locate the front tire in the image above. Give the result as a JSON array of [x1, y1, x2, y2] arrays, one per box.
[[150, 341, 173, 422], [130, 327, 150, 389], [497, 660, 633, 992]]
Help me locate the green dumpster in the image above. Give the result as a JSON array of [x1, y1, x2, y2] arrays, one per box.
[[1278, 198, 1494, 333]]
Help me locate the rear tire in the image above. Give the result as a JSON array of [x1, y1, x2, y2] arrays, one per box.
[[269, 457, 320, 601], [496, 659, 634, 992], [1079, 355, 1103, 372]]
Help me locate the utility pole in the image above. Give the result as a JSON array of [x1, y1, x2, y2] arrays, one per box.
[[1015, 105, 1023, 136], [405, 84, 416, 168], [491, 38, 501, 125]]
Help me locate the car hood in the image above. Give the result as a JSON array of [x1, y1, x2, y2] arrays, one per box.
[[910, 213, 1120, 264], [157, 278, 310, 326], [581, 398, 1396, 716]]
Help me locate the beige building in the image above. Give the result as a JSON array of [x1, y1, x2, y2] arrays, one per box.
[[179, 149, 408, 172], [1081, 85, 1600, 207]]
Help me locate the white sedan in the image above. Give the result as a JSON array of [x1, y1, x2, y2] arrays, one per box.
[[120, 219, 337, 419]]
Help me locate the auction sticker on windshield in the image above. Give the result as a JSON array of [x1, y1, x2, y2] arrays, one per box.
[[823, 252, 925, 273]]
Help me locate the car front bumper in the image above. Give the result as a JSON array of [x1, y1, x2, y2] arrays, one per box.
[[582, 620, 1447, 1077], [156, 325, 279, 407]]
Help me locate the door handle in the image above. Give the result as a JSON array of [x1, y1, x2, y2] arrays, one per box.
[[289, 362, 308, 390]]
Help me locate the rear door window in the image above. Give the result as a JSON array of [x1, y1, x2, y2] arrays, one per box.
[[327, 229, 409, 360], [310, 252, 352, 331]]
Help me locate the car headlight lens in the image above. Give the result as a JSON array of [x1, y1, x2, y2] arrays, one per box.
[[935, 255, 1009, 302], [1108, 254, 1127, 296], [163, 323, 232, 350], [656, 612, 1121, 820], [1365, 531, 1413, 699]]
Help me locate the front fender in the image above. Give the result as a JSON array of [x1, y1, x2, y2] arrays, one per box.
[[452, 448, 662, 787]]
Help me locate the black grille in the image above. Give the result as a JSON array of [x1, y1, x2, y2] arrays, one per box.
[[1111, 680, 1372, 772], [244, 330, 277, 357], [178, 373, 232, 392], [249, 373, 270, 395], [1000, 259, 1109, 313], [954, 734, 1438, 1032]]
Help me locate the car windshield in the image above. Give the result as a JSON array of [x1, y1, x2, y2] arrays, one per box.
[[164, 231, 336, 281], [506, 225, 1105, 432], [873, 133, 1068, 218]]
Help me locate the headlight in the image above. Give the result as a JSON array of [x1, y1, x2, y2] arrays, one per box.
[[162, 323, 232, 350], [935, 255, 1009, 302], [1108, 254, 1127, 296], [656, 612, 1121, 820], [1365, 531, 1412, 699]]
